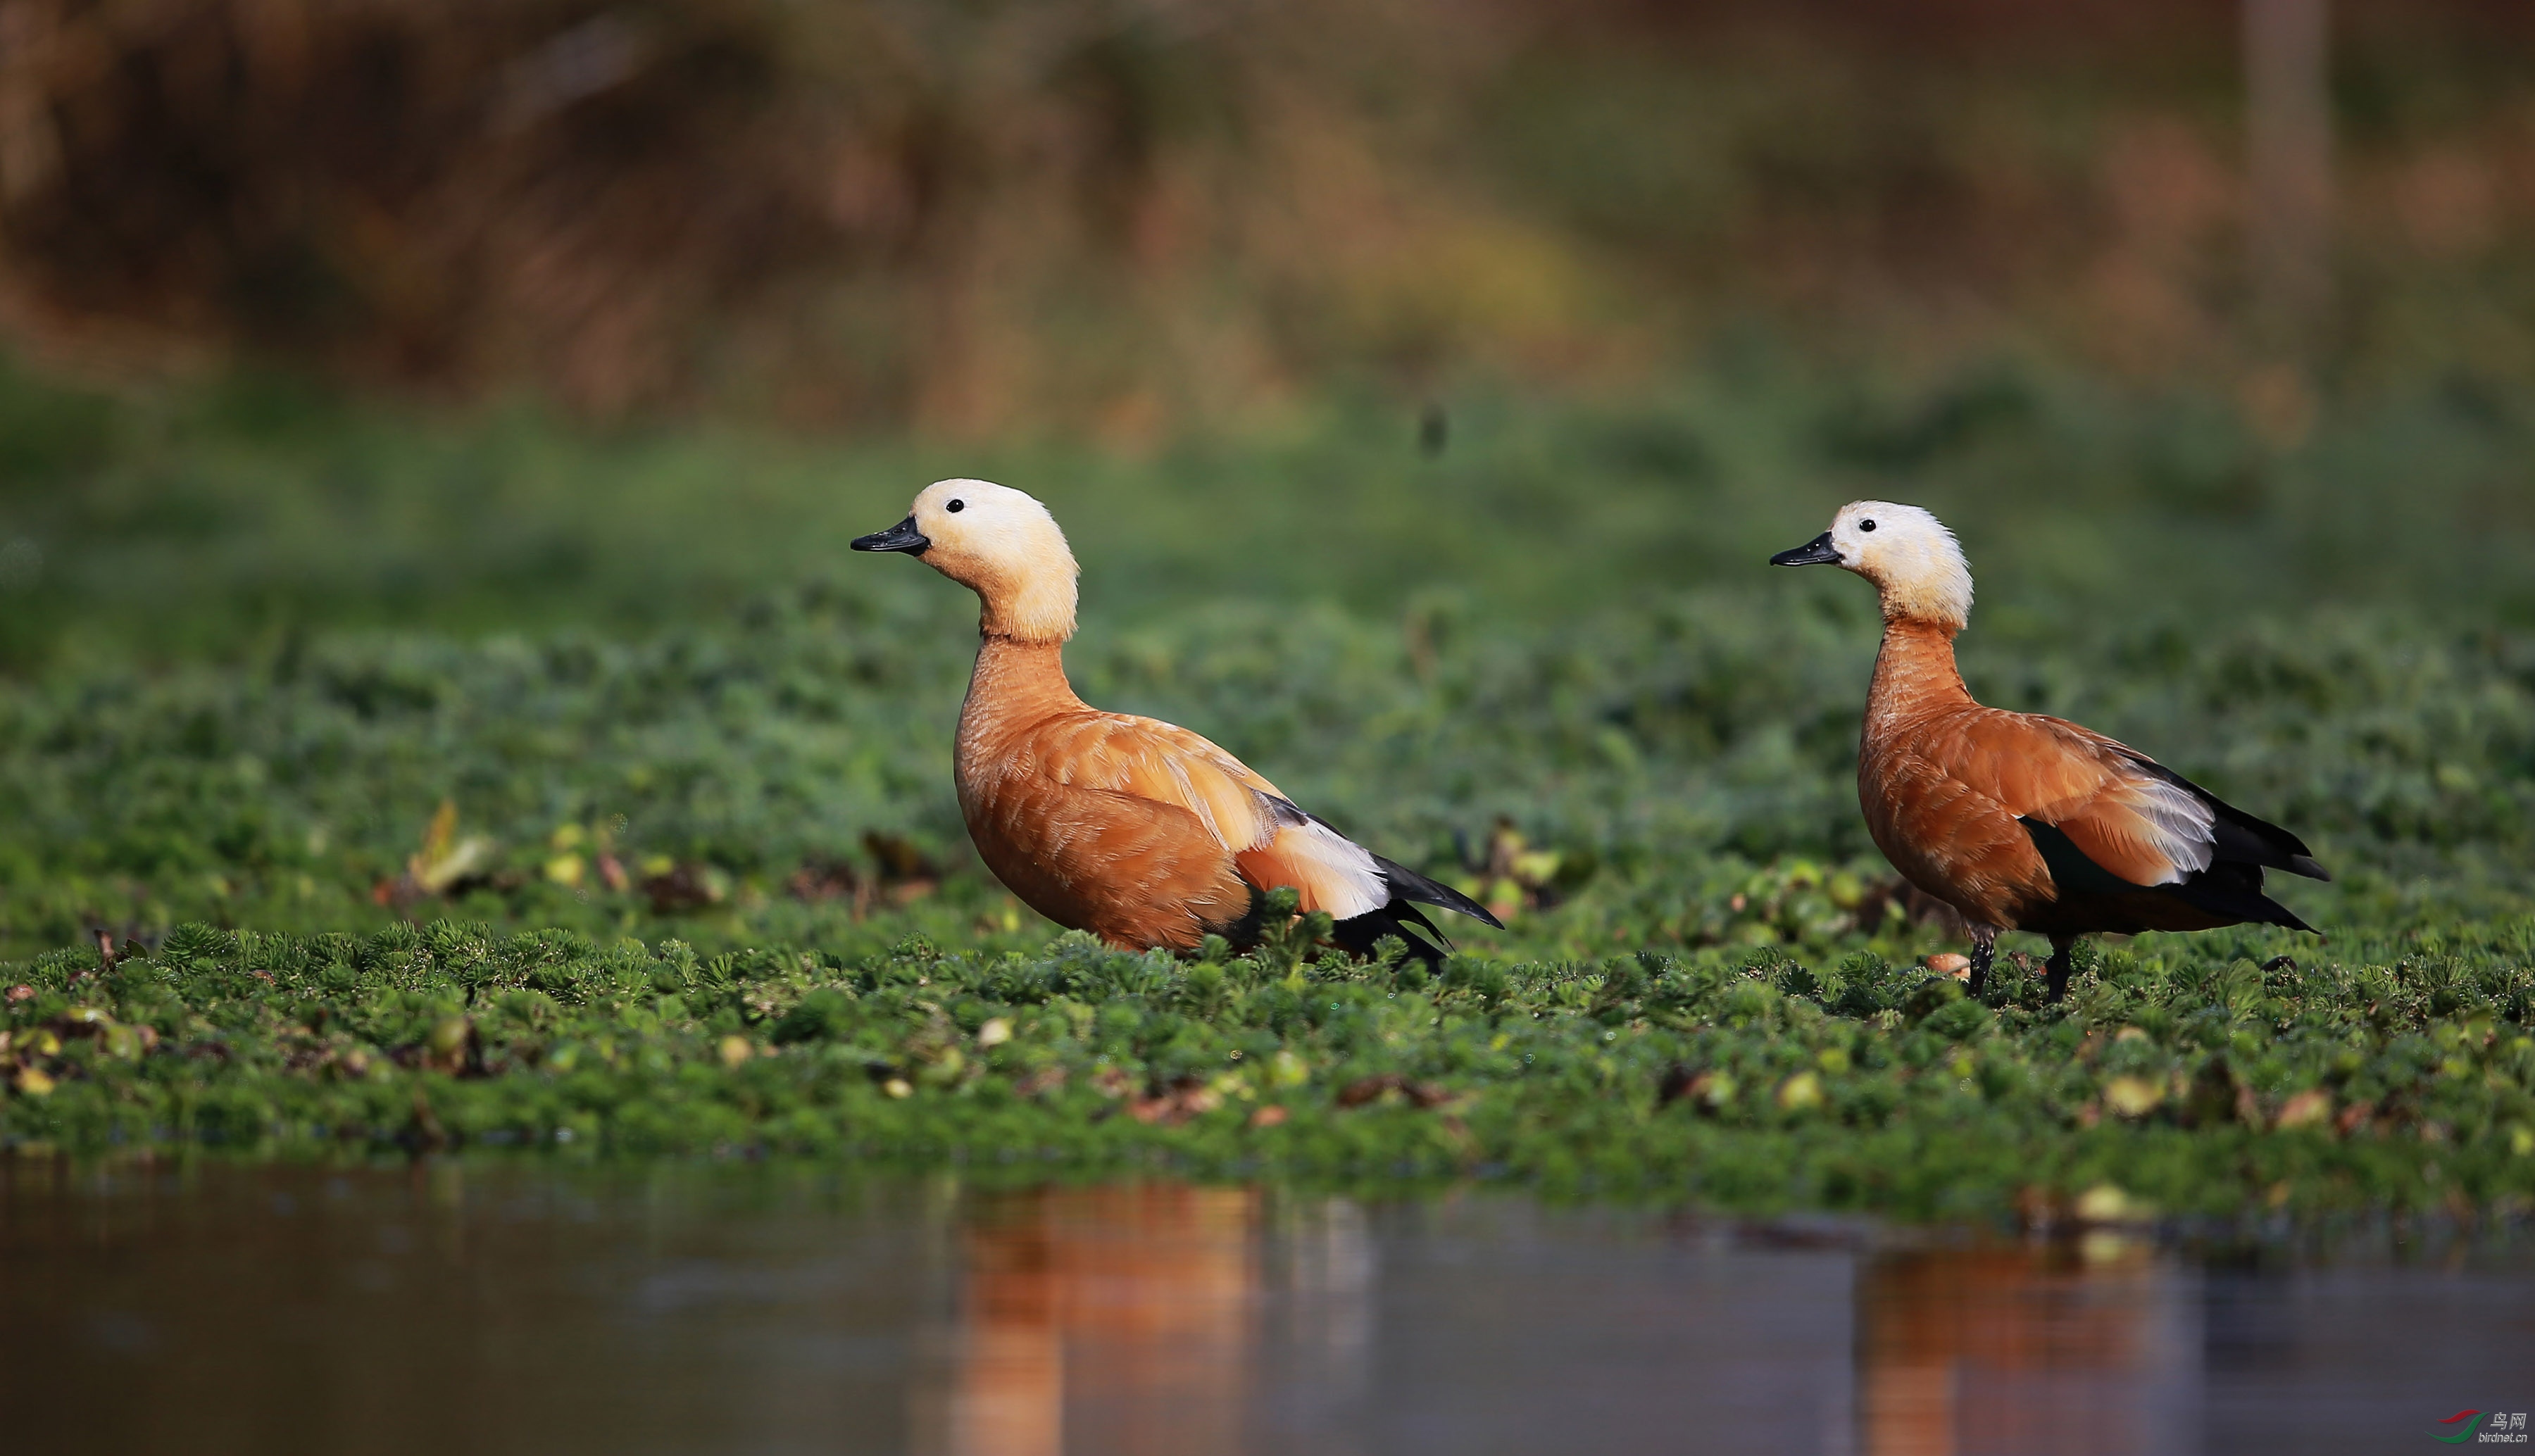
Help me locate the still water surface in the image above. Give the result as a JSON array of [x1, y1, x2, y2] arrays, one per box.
[[1, 1157, 2527, 1455]]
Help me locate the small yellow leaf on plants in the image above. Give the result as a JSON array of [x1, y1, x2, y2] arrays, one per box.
[[425, 1017, 472, 1072], [2103, 1076, 2163, 1118], [2512, 1124, 2535, 1158], [545, 854, 586, 887], [718, 1036, 753, 1069], [1777, 1071, 1824, 1111], [2274, 1088, 2333, 1129], [1270, 1050, 1310, 1088], [882, 1077, 913, 1099], [2074, 1184, 2146, 1224], [975, 1017, 1013, 1048], [423, 799, 458, 860], [410, 800, 495, 894], [13, 1067, 54, 1097]]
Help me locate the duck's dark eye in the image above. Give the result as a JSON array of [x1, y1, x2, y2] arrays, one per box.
[[1860, 518, 1877, 532], [946, 499, 965, 513]]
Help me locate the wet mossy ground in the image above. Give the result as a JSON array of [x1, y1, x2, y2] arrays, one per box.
[[2, 362, 2533, 1218], [6, 906, 2531, 1221]]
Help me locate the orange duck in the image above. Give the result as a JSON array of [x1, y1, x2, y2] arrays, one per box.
[[852, 479, 1498, 962], [1771, 502, 2326, 999]]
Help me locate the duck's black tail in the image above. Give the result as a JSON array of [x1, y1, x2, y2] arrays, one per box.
[[2123, 756, 2327, 931], [2165, 860, 2320, 934], [1332, 855, 1503, 969]]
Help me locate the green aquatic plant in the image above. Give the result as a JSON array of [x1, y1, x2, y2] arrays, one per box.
[[3, 910, 2531, 1219], [0, 358, 2532, 1217]]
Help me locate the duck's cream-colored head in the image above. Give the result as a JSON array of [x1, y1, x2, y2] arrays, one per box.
[[1771, 501, 1973, 630], [852, 479, 1079, 641]]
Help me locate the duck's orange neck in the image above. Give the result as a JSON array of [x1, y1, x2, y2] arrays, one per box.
[[958, 634, 1087, 760], [1867, 617, 1975, 731]]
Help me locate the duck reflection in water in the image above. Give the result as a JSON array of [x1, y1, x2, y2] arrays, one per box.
[[923, 1185, 1260, 1456], [915, 1184, 2195, 1456], [1863, 1236, 2193, 1456]]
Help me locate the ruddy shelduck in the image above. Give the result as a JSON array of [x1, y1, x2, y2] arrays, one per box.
[[851, 479, 1498, 961], [1772, 502, 2326, 999]]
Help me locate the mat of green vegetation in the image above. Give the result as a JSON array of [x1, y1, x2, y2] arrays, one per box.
[[1, 358, 2531, 1219]]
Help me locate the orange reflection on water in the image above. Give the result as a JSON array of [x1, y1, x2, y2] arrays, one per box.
[[1863, 1236, 2191, 1456], [927, 1184, 1260, 1456]]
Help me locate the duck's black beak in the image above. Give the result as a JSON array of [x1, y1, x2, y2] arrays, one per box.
[[1770, 532, 1841, 567], [851, 517, 930, 554]]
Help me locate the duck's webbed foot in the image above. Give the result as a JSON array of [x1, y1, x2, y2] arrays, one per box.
[[1967, 925, 1998, 998]]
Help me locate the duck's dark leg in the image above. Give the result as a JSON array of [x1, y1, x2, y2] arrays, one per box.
[[2046, 935, 2080, 1002], [1967, 925, 1998, 998]]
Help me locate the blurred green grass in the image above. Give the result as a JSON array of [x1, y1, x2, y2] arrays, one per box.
[[4, 349, 2531, 670]]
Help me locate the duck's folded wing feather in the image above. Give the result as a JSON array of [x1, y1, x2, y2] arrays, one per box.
[[1026, 713, 1387, 917], [1032, 714, 1279, 846], [1911, 711, 2214, 889]]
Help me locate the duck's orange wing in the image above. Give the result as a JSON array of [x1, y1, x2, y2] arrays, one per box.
[[1025, 713, 1388, 918], [1907, 710, 2214, 889]]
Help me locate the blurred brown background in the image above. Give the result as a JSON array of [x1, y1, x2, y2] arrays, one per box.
[[2, 0, 2528, 435]]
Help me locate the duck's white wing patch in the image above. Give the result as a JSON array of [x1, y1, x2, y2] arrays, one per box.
[[2120, 774, 2217, 882], [2052, 767, 2218, 888], [1234, 798, 1387, 920]]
